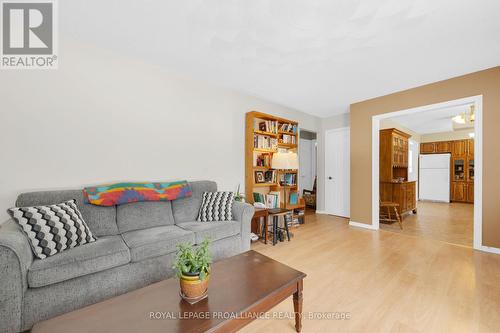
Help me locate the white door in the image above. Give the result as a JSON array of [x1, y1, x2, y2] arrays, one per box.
[[325, 128, 350, 217], [299, 138, 313, 194]]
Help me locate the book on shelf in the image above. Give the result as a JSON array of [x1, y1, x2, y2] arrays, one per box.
[[254, 191, 280, 208], [289, 192, 298, 205], [264, 170, 277, 183], [280, 134, 296, 144], [279, 173, 297, 186], [284, 213, 300, 227], [266, 194, 277, 209], [253, 192, 265, 204], [279, 123, 298, 133], [268, 191, 281, 208], [255, 153, 271, 167], [253, 134, 278, 150], [258, 120, 278, 133]]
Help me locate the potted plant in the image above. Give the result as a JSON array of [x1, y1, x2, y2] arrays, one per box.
[[234, 184, 245, 202], [173, 238, 212, 300]]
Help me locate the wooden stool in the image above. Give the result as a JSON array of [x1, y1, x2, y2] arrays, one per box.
[[268, 208, 292, 245]]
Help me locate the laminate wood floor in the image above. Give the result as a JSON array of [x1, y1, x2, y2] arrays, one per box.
[[380, 201, 473, 247], [244, 212, 500, 333]]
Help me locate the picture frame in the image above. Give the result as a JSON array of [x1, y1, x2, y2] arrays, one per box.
[[254, 171, 265, 183], [289, 192, 298, 205]]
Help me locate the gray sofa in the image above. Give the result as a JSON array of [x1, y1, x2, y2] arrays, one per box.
[[0, 181, 254, 333]]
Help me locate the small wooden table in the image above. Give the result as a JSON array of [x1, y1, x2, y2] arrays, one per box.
[[251, 208, 269, 244], [32, 251, 306, 333]]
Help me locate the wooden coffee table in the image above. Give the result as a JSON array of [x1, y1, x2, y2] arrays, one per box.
[[32, 251, 306, 333]]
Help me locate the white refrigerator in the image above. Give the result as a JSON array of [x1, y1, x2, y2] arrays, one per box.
[[419, 153, 450, 202]]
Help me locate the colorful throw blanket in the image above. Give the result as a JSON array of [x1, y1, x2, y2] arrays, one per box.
[[83, 181, 192, 206]]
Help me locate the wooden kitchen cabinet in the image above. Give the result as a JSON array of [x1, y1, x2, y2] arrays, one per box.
[[452, 140, 467, 156], [467, 138, 474, 155], [451, 182, 474, 203], [380, 128, 410, 182], [436, 141, 451, 153], [452, 157, 466, 181], [380, 181, 417, 215], [451, 182, 467, 202], [379, 128, 416, 218], [420, 142, 436, 154], [422, 139, 472, 156], [420, 141, 451, 154], [467, 183, 474, 203]]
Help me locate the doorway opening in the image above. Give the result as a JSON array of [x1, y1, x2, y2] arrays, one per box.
[[372, 96, 483, 250], [299, 129, 317, 214]]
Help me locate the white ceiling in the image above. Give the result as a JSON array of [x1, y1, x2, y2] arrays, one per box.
[[389, 104, 473, 134], [62, 1, 500, 117]]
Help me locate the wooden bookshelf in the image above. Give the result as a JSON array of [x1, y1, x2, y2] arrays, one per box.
[[245, 111, 306, 219]]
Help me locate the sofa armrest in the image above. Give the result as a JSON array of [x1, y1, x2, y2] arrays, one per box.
[[0, 220, 34, 333], [232, 201, 254, 252]]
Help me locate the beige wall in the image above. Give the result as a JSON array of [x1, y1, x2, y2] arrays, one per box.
[[420, 128, 473, 142], [350, 66, 500, 248]]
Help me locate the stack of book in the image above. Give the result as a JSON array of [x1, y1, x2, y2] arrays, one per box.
[[254, 134, 278, 150], [258, 120, 278, 133], [293, 208, 305, 225]]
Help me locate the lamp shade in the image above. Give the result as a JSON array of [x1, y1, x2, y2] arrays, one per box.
[[272, 152, 298, 170]]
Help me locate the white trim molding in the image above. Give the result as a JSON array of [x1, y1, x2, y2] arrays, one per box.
[[315, 210, 329, 215], [371, 95, 484, 251], [478, 246, 500, 255], [349, 220, 379, 230]]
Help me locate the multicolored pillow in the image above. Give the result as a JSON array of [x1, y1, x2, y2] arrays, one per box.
[[83, 181, 192, 206]]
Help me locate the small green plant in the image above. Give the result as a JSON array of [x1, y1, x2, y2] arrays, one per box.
[[234, 184, 244, 202], [173, 238, 212, 281]]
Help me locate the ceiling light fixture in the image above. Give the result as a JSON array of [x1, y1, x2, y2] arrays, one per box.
[[452, 114, 465, 124], [452, 105, 475, 125]]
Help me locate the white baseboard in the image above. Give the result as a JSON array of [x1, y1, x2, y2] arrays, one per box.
[[477, 245, 500, 255], [349, 220, 379, 230], [315, 210, 329, 215]]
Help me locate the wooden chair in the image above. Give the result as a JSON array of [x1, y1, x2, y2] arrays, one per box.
[[302, 177, 317, 208], [379, 199, 402, 230]]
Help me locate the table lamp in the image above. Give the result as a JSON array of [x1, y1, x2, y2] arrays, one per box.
[[271, 152, 298, 208]]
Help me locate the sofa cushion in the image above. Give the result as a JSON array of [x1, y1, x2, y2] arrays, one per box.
[[16, 190, 118, 237], [176, 221, 240, 244], [197, 191, 235, 222], [116, 201, 175, 233], [121, 226, 194, 262], [27, 235, 130, 288], [172, 181, 217, 223], [8, 199, 97, 259]]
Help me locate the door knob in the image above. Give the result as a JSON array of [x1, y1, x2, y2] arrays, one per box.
[[328, 177, 333, 180]]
